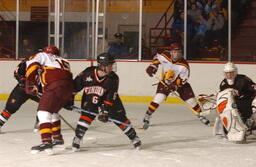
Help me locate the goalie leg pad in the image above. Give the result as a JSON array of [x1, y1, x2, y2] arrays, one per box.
[[213, 116, 226, 138], [217, 89, 247, 142]]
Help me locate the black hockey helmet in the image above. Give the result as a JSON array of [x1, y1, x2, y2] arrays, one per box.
[[97, 53, 115, 66]]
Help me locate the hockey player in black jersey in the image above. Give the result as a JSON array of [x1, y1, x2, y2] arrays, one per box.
[[72, 53, 141, 150], [0, 56, 40, 133], [220, 62, 256, 128]]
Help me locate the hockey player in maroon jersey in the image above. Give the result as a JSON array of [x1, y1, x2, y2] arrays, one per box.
[[71, 53, 141, 151], [0, 55, 40, 133], [142, 43, 210, 130], [25, 46, 74, 154]]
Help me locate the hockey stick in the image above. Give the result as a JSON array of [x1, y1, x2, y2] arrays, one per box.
[[59, 114, 75, 131], [71, 106, 133, 128]]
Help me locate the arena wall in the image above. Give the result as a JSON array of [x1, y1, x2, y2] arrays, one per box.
[[0, 60, 255, 103]]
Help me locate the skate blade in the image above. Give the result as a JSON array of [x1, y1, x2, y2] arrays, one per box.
[[135, 146, 141, 150], [53, 144, 66, 149], [45, 148, 54, 155], [71, 147, 80, 152], [30, 148, 54, 155], [30, 150, 40, 154]]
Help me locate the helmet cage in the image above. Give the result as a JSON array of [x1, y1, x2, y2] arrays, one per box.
[[223, 62, 237, 85]]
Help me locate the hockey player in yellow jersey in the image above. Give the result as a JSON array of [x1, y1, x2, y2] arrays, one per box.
[[143, 43, 210, 129]]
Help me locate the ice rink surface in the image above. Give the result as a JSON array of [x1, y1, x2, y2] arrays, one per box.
[[0, 101, 256, 167]]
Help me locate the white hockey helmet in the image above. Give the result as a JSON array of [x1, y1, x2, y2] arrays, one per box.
[[223, 62, 237, 73], [223, 62, 237, 85]]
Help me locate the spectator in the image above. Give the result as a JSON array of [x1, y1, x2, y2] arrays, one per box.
[[188, 3, 202, 23], [174, 0, 184, 19], [19, 38, 35, 59], [171, 11, 195, 44], [188, 0, 204, 11], [214, 0, 228, 21], [204, 0, 217, 15], [190, 14, 208, 58], [204, 8, 225, 47], [107, 33, 129, 59]]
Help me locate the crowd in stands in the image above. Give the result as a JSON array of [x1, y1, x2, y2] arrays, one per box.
[[171, 0, 251, 60], [0, 0, 252, 60], [172, 0, 228, 59]]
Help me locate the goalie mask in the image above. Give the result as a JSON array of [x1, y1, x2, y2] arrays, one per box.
[[223, 62, 237, 85], [169, 43, 182, 62], [97, 53, 116, 74]]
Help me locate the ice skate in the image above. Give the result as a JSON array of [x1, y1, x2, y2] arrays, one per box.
[[142, 114, 151, 130], [30, 142, 53, 155], [131, 136, 142, 150], [198, 115, 210, 126], [72, 136, 81, 152], [52, 139, 65, 149]]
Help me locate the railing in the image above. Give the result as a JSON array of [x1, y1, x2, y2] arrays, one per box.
[[149, 0, 175, 55]]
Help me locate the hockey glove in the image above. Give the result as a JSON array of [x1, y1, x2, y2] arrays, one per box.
[[18, 77, 26, 88], [98, 110, 109, 123], [63, 99, 74, 111], [146, 64, 158, 77], [163, 80, 177, 92], [98, 104, 109, 123], [25, 80, 38, 96]]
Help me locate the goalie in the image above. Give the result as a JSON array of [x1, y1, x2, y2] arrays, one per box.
[[214, 62, 256, 143]]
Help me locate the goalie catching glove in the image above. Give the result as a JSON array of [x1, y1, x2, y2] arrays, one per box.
[[98, 104, 109, 123], [146, 64, 158, 77]]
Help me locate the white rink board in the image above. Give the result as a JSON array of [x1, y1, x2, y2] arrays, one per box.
[[0, 61, 255, 96]]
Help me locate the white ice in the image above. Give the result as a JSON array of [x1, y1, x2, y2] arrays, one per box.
[[0, 101, 256, 167]]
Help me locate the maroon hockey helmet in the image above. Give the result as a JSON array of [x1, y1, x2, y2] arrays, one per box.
[[169, 43, 182, 50], [43, 45, 60, 55]]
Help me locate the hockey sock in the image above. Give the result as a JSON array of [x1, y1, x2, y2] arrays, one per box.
[[124, 127, 137, 141], [38, 111, 53, 143], [0, 110, 11, 126], [146, 102, 159, 115], [75, 115, 94, 138], [185, 98, 202, 116], [52, 120, 63, 140], [40, 122, 53, 143]]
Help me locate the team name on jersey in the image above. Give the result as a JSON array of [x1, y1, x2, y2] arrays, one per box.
[[84, 86, 105, 96]]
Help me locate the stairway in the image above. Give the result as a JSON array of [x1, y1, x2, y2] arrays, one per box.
[[231, 0, 256, 62]]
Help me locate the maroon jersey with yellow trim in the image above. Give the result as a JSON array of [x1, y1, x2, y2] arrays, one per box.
[[25, 52, 72, 87]]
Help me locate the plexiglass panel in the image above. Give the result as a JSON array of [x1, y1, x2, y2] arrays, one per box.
[[18, 1, 49, 59], [0, 0, 16, 58], [104, 0, 140, 60]]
